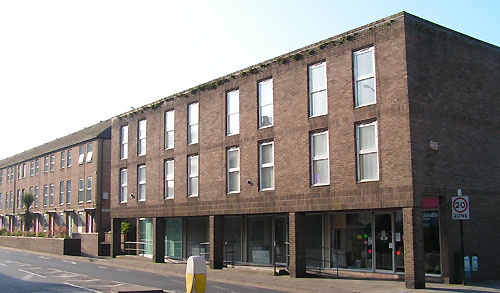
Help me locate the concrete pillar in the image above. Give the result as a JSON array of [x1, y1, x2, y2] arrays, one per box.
[[289, 212, 306, 277], [153, 217, 165, 263], [111, 218, 122, 258], [403, 207, 425, 289], [209, 215, 224, 269]]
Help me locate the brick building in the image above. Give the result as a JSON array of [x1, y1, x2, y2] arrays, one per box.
[[108, 12, 495, 288], [0, 120, 112, 256]]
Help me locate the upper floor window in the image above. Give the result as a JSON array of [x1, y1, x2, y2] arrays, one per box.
[[34, 186, 39, 207], [18, 165, 22, 179], [308, 62, 327, 117], [86, 176, 92, 202], [59, 181, 64, 205], [78, 145, 85, 165], [30, 161, 34, 177], [6, 168, 9, 182], [43, 185, 48, 206], [187, 103, 199, 144], [354, 46, 376, 107], [356, 121, 379, 182], [120, 125, 128, 159], [67, 149, 72, 167], [120, 169, 128, 203], [0, 169, 2, 183], [258, 79, 273, 128], [66, 180, 71, 205], [22, 164, 26, 178], [78, 178, 84, 203], [49, 184, 54, 206], [44, 157, 49, 173], [16, 190, 20, 209], [259, 141, 274, 190], [227, 147, 240, 193], [311, 131, 330, 186], [138, 165, 146, 201], [35, 159, 40, 175], [165, 110, 175, 150], [138, 120, 147, 156], [187, 155, 199, 197], [86, 143, 93, 163], [0, 193, 2, 210], [60, 151, 65, 168], [226, 90, 239, 136], [50, 155, 55, 172], [164, 160, 174, 199]]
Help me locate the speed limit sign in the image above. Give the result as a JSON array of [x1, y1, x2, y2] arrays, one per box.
[[452, 196, 469, 220]]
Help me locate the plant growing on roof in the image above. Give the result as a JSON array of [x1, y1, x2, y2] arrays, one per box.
[[20, 193, 34, 232]]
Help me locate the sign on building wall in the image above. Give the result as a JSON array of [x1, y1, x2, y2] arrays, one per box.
[[452, 196, 469, 220]]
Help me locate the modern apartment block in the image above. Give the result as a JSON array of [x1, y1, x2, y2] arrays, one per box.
[[0, 120, 112, 256]]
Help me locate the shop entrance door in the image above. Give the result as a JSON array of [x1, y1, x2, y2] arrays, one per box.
[[375, 214, 393, 271], [274, 216, 288, 265]]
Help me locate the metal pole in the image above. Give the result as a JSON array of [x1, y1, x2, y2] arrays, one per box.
[[460, 220, 465, 285]]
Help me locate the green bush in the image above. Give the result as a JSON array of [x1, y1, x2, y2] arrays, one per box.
[[121, 222, 130, 234], [0, 229, 9, 236]]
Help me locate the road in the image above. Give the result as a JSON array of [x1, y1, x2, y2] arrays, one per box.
[[0, 248, 284, 293]]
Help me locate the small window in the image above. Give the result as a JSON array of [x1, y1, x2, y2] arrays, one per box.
[[165, 110, 175, 150], [78, 178, 84, 203], [59, 181, 64, 205], [67, 149, 72, 167], [30, 161, 34, 177], [60, 151, 65, 168], [138, 120, 147, 156], [86, 177, 92, 202], [120, 125, 128, 159], [120, 169, 128, 203], [356, 121, 379, 182], [66, 180, 71, 205], [78, 145, 85, 165], [258, 79, 273, 128], [187, 155, 199, 197], [50, 155, 55, 172], [354, 46, 376, 107], [227, 147, 240, 193], [259, 142, 274, 190], [86, 143, 93, 163], [138, 165, 146, 201], [308, 62, 327, 117], [188, 103, 199, 144], [311, 131, 330, 186], [227, 90, 239, 136], [49, 184, 54, 206], [164, 160, 174, 199]]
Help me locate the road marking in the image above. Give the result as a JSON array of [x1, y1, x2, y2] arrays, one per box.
[[0, 263, 6, 266], [62, 259, 77, 264], [98, 266, 107, 269], [19, 269, 46, 278], [63, 282, 103, 293], [81, 279, 101, 282]]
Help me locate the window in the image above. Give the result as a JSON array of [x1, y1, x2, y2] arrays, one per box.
[[120, 169, 128, 203], [60, 151, 65, 168], [120, 125, 128, 159], [18, 165, 21, 179], [138, 165, 146, 201], [66, 180, 71, 205], [138, 120, 147, 156], [87, 212, 94, 233], [226, 90, 239, 136], [11, 167, 14, 181], [21, 189, 25, 208], [34, 186, 39, 207], [78, 178, 84, 203], [43, 185, 48, 206], [86, 143, 93, 162], [16, 190, 20, 209], [165, 110, 175, 150], [164, 160, 174, 199], [30, 161, 34, 177], [188, 155, 199, 197], [86, 177, 92, 202], [0, 193, 2, 210], [50, 155, 54, 172], [187, 103, 199, 144], [311, 131, 330, 186], [9, 191, 12, 209], [35, 159, 40, 175], [0, 169, 3, 183], [59, 212, 64, 227], [4, 193, 7, 210], [67, 150, 72, 167], [49, 184, 54, 206], [59, 181, 64, 205], [44, 157, 49, 173], [78, 145, 85, 165], [6, 168, 9, 182], [22, 164, 26, 178], [77, 212, 83, 233], [258, 79, 273, 128], [356, 121, 379, 181], [227, 147, 240, 193], [308, 62, 327, 117], [354, 46, 376, 107], [259, 142, 274, 190]]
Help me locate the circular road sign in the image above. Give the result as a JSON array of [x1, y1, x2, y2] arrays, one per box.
[[453, 197, 468, 213]]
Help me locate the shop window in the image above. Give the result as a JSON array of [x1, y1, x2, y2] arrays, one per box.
[[164, 218, 182, 258], [186, 217, 208, 260], [223, 217, 242, 263], [247, 216, 272, 264]]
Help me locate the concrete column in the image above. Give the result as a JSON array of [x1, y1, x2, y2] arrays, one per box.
[[153, 217, 165, 263], [403, 207, 425, 289], [209, 215, 224, 269], [289, 212, 306, 277], [111, 218, 122, 258]]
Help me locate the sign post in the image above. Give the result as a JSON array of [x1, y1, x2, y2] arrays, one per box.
[[452, 189, 470, 285]]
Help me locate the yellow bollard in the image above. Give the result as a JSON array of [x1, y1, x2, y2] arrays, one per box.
[[186, 256, 206, 293]]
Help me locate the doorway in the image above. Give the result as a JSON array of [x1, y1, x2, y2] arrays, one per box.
[[375, 213, 393, 271]]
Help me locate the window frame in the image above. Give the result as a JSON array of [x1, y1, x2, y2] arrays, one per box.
[[187, 155, 199, 197], [86, 176, 92, 202], [137, 165, 146, 201], [227, 147, 240, 194], [50, 155, 55, 172], [310, 130, 330, 186], [356, 121, 380, 182], [164, 159, 174, 199], [67, 149, 72, 167], [78, 145, 85, 165], [66, 180, 71, 205], [49, 183, 54, 206], [43, 185, 48, 207], [120, 168, 128, 203], [187, 102, 199, 145], [34, 186, 39, 207], [258, 79, 274, 129], [22, 164, 26, 178], [165, 110, 175, 150], [86, 143, 93, 163], [308, 61, 328, 118], [120, 125, 128, 160], [259, 141, 275, 191], [59, 181, 64, 205], [60, 151, 65, 169], [78, 178, 84, 203], [30, 161, 34, 177], [138, 120, 147, 156], [226, 90, 240, 136], [353, 46, 376, 108]]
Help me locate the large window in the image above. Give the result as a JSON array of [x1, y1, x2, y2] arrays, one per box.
[[138, 165, 146, 201], [86, 177, 92, 202], [66, 180, 71, 205], [78, 178, 84, 203], [165, 218, 182, 258], [311, 131, 330, 186], [164, 160, 174, 199], [259, 142, 274, 190], [138, 120, 146, 156], [308, 61, 327, 117], [258, 79, 273, 128], [67, 150, 72, 167], [49, 184, 54, 206], [120, 125, 128, 159], [187, 155, 199, 197], [59, 181, 64, 205], [187, 103, 199, 144], [60, 151, 65, 169], [356, 121, 379, 182], [165, 110, 174, 150], [227, 147, 240, 193], [120, 169, 128, 203], [354, 46, 376, 107], [78, 145, 85, 165], [86, 143, 93, 163], [226, 90, 239, 136]]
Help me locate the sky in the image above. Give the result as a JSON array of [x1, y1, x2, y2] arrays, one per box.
[[0, 0, 498, 160]]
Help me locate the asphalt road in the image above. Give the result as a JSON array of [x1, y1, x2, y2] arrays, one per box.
[[0, 248, 284, 293]]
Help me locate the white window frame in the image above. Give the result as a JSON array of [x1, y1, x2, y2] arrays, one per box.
[[78, 178, 84, 203], [187, 103, 199, 145], [164, 160, 174, 199], [120, 169, 128, 203], [137, 165, 146, 201], [43, 185, 48, 206], [227, 147, 240, 194], [67, 149, 72, 167], [49, 184, 54, 206], [34, 186, 39, 207], [165, 110, 175, 150], [18, 165, 21, 179], [22, 164, 26, 178], [59, 181, 64, 205], [120, 125, 128, 159], [259, 141, 275, 191], [66, 180, 71, 205], [35, 159, 40, 175], [86, 143, 93, 163], [50, 155, 55, 172], [356, 121, 379, 182], [226, 90, 239, 136], [258, 79, 273, 128], [78, 145, 85, 165], [86, 177, 92, 203], [60, 151, 65, 169], [138, 120, 147, 156], [308, 61, 328, 117], [311, 131, 330, 186], [30, 161, 34, 177], [187, 155, 199, 197], [354, 46, 376, 107]]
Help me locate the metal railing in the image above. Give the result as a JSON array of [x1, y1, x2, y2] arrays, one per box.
[[305, 246, 339, 277], [224, 241, 236, 267], [273, 241, 289, 275]]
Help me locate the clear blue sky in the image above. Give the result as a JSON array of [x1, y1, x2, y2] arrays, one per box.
[[0, 0, 498, 159]]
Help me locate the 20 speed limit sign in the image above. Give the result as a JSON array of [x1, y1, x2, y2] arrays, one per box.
[[452, 196, 469, 220]]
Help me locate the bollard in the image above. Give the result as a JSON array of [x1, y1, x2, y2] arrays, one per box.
[[186, 256, 206, 293]]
